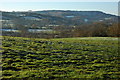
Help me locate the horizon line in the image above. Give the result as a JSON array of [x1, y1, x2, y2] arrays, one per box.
[[0, 9, 118, 16]]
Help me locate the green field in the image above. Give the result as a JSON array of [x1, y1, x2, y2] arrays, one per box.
[[1, 36, 119, 79]]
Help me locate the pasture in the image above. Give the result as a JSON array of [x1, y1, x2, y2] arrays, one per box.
[[1, 36, 119, 79]]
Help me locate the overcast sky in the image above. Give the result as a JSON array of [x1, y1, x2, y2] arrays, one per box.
[[0, 1, 119, 15]]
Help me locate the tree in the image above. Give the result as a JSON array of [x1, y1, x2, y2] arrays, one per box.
[[12, 18, 29, 37], [107, 23, 119, 37]]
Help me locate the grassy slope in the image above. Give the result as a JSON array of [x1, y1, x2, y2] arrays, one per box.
[[1, 36, 119, 79]]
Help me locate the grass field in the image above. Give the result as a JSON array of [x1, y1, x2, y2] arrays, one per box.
[[1, 36, 119, 79]]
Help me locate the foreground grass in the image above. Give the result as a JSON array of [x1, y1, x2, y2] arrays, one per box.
[[1, 36, 119, 79]]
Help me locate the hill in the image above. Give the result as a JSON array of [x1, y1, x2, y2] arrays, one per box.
[[1, 10, 118, 27], [1, 10, 119, 38]]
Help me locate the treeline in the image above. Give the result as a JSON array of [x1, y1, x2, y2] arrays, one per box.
[[2, 22, 120, 38], [54, 22, 120, 38]]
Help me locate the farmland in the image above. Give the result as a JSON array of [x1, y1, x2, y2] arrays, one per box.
[[1, 36, 119, 79]]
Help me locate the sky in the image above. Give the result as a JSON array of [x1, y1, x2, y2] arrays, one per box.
[[0, 1, 119, 15], [0, 0, 119, 2]]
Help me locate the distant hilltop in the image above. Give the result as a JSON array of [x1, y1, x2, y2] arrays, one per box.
[[1, 10, 118, 26]]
